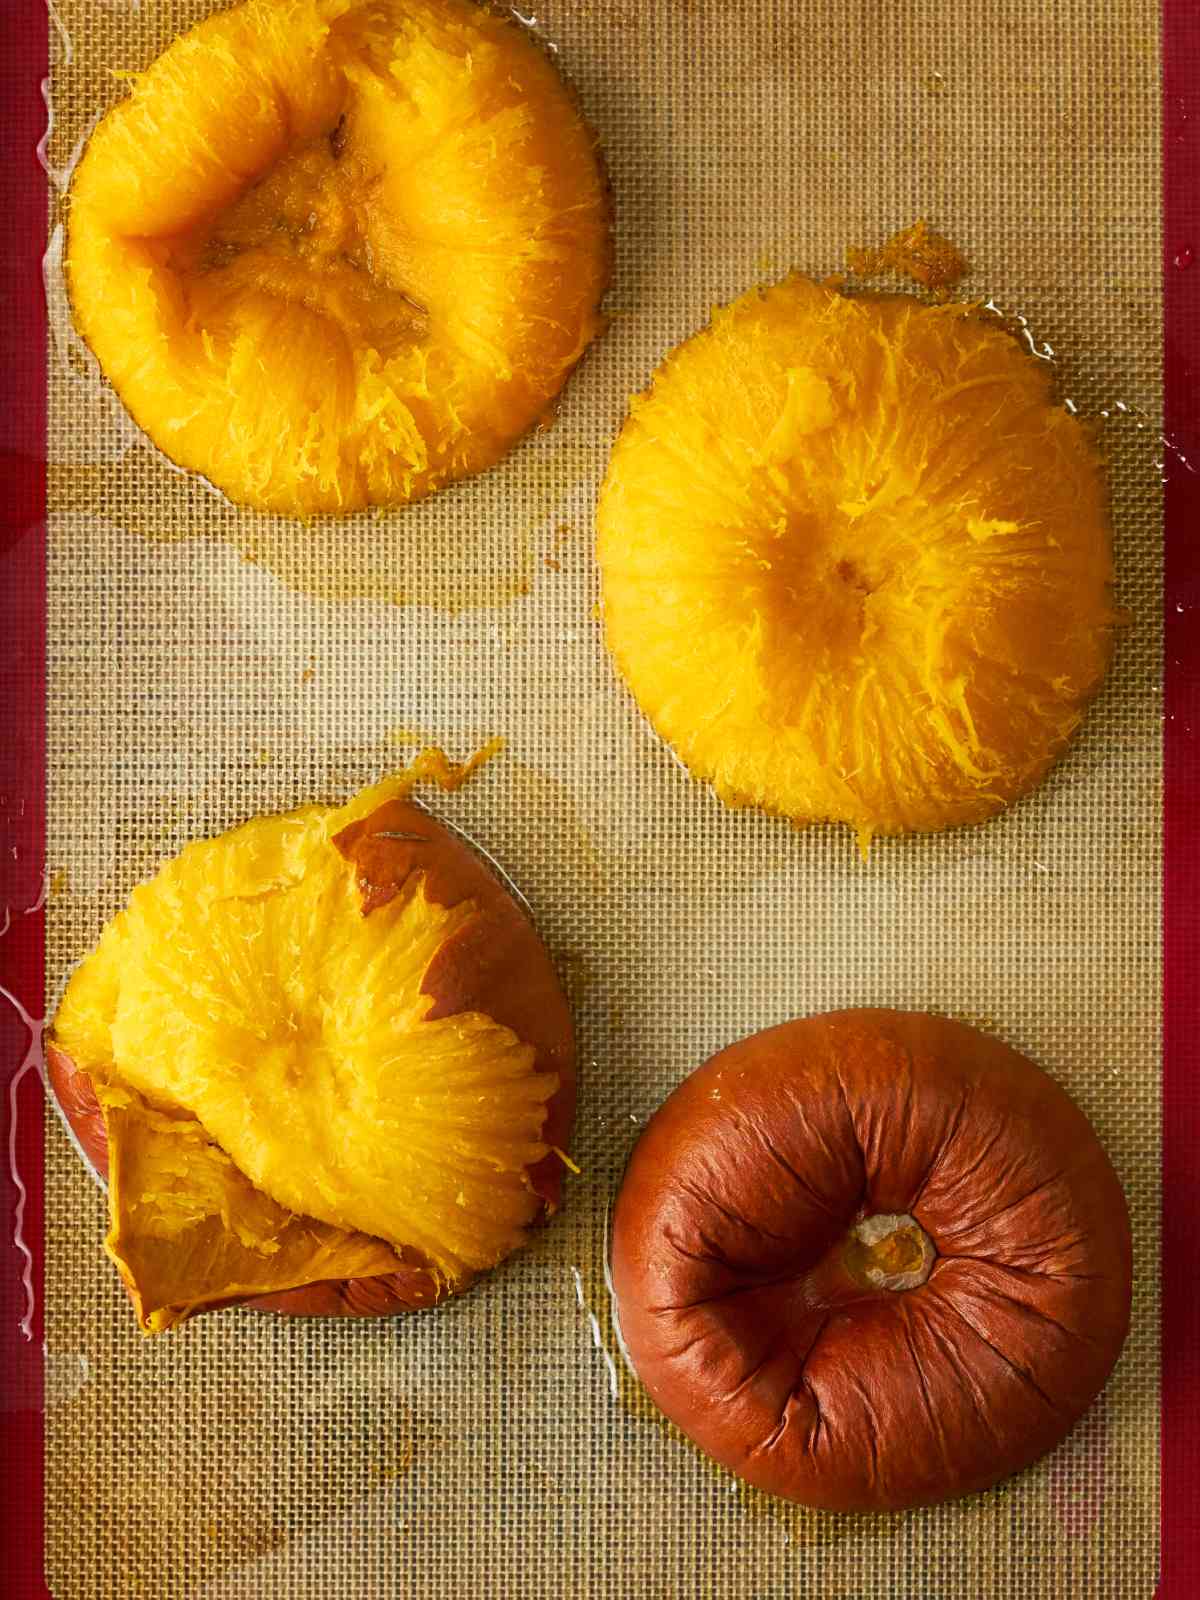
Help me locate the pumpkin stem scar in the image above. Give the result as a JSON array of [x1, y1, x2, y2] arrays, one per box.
[[842, 1211, 937, 1293]]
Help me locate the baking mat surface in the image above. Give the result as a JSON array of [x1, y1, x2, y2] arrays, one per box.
[[41, 1, 1162, 1594]]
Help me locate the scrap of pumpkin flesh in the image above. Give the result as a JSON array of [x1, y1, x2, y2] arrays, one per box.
[[51, 775, 556, 1331]]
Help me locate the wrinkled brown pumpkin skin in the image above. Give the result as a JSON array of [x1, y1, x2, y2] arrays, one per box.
[[49, 798, 575, 1320], [610, 1010, 1131, 1512]]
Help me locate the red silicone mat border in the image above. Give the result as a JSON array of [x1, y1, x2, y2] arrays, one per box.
[[1160, 0, 1200, 1592], [0, 4, 1194, 1595], [0, 0, 49, 1594]]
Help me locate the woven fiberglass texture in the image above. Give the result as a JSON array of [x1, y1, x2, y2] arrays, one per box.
[[41, 0, 1161, 1594]]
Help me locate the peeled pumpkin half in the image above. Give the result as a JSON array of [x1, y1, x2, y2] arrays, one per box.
[[47, 774, 575, 1332], [66, 0, 610, 515], [596, 275, 1122, 851]]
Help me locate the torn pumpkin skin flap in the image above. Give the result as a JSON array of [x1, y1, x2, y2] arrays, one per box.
[[98, 1083, 409, 1334]]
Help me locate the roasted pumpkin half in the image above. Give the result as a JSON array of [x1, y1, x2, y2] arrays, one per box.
[[67, 0, 611, 515], [48, 772, 575, 1331], [597, 276, 1120, 852]]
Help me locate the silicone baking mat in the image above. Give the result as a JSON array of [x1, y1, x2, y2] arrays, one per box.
[[2, 0, 1194, 1593]]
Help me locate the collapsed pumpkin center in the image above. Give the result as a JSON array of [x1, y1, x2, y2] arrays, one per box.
[[842, 1212, 936, 1292], [834, 557, 876, 596], [161, 122, 431, 359]]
